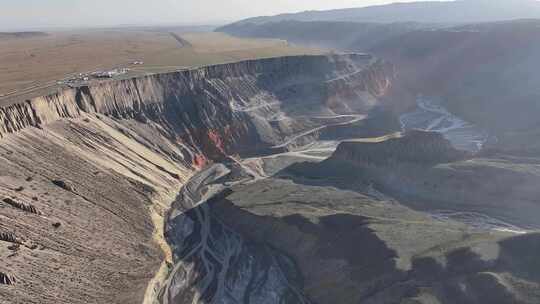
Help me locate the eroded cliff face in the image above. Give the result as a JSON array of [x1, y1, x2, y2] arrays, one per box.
[[369, 21, 540, 153], [0, 54, 394, 304], [332, 130, 470, 167], [328, 130, 540, 229], [161, 158, 540, 304], [1, 55, 393, 156], [1, 55, 390, 136]]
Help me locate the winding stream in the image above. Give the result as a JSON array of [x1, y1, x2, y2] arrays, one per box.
[[157, 163, 311, 304], [397, 96, 537, 233], [399, 96, 490, 152]]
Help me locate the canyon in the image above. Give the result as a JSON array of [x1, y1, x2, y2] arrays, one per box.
[[220, 18, 540, 154], [0, 50, 539, 304], [0, 54, 392, 303]]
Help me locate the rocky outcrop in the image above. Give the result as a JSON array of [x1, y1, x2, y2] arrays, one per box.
[[0, 272, 16, 285], [2, 198, 40, 215], [0, 231, 19, 244], [51, 180, 77, 193], [325, 59, 394, 113], [326, 130, 540, 229], [332, 130, 470, 167]]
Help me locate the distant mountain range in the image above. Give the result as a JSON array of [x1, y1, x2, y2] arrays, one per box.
[[224, 0, 540, 25], [218, 0, 540, 51], [218, 20, 431, 51]]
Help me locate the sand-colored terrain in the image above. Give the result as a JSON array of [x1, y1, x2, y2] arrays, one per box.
[[0, 29, 320, 103]]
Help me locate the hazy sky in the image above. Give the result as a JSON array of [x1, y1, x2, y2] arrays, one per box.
[[0, 0, 448, 30]]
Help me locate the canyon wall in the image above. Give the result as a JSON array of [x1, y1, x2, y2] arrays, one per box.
[[369, 20, 540, 153], [0, 54, 394, 304], [221, 20, 540, 155], [0, 54, 393, 156], [328, 130, 540, 228], [332, 130, 469, 166], [0, 55, 390, 137]]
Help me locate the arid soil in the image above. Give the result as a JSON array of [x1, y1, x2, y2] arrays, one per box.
[[0, 30, 320, 101]]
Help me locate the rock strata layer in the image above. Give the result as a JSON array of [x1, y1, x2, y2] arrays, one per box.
[[0, 54, 393, 304]]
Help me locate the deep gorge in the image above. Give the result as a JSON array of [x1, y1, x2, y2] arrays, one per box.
[[2, 51, 539, 304], [0, 54, 394, 304]]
